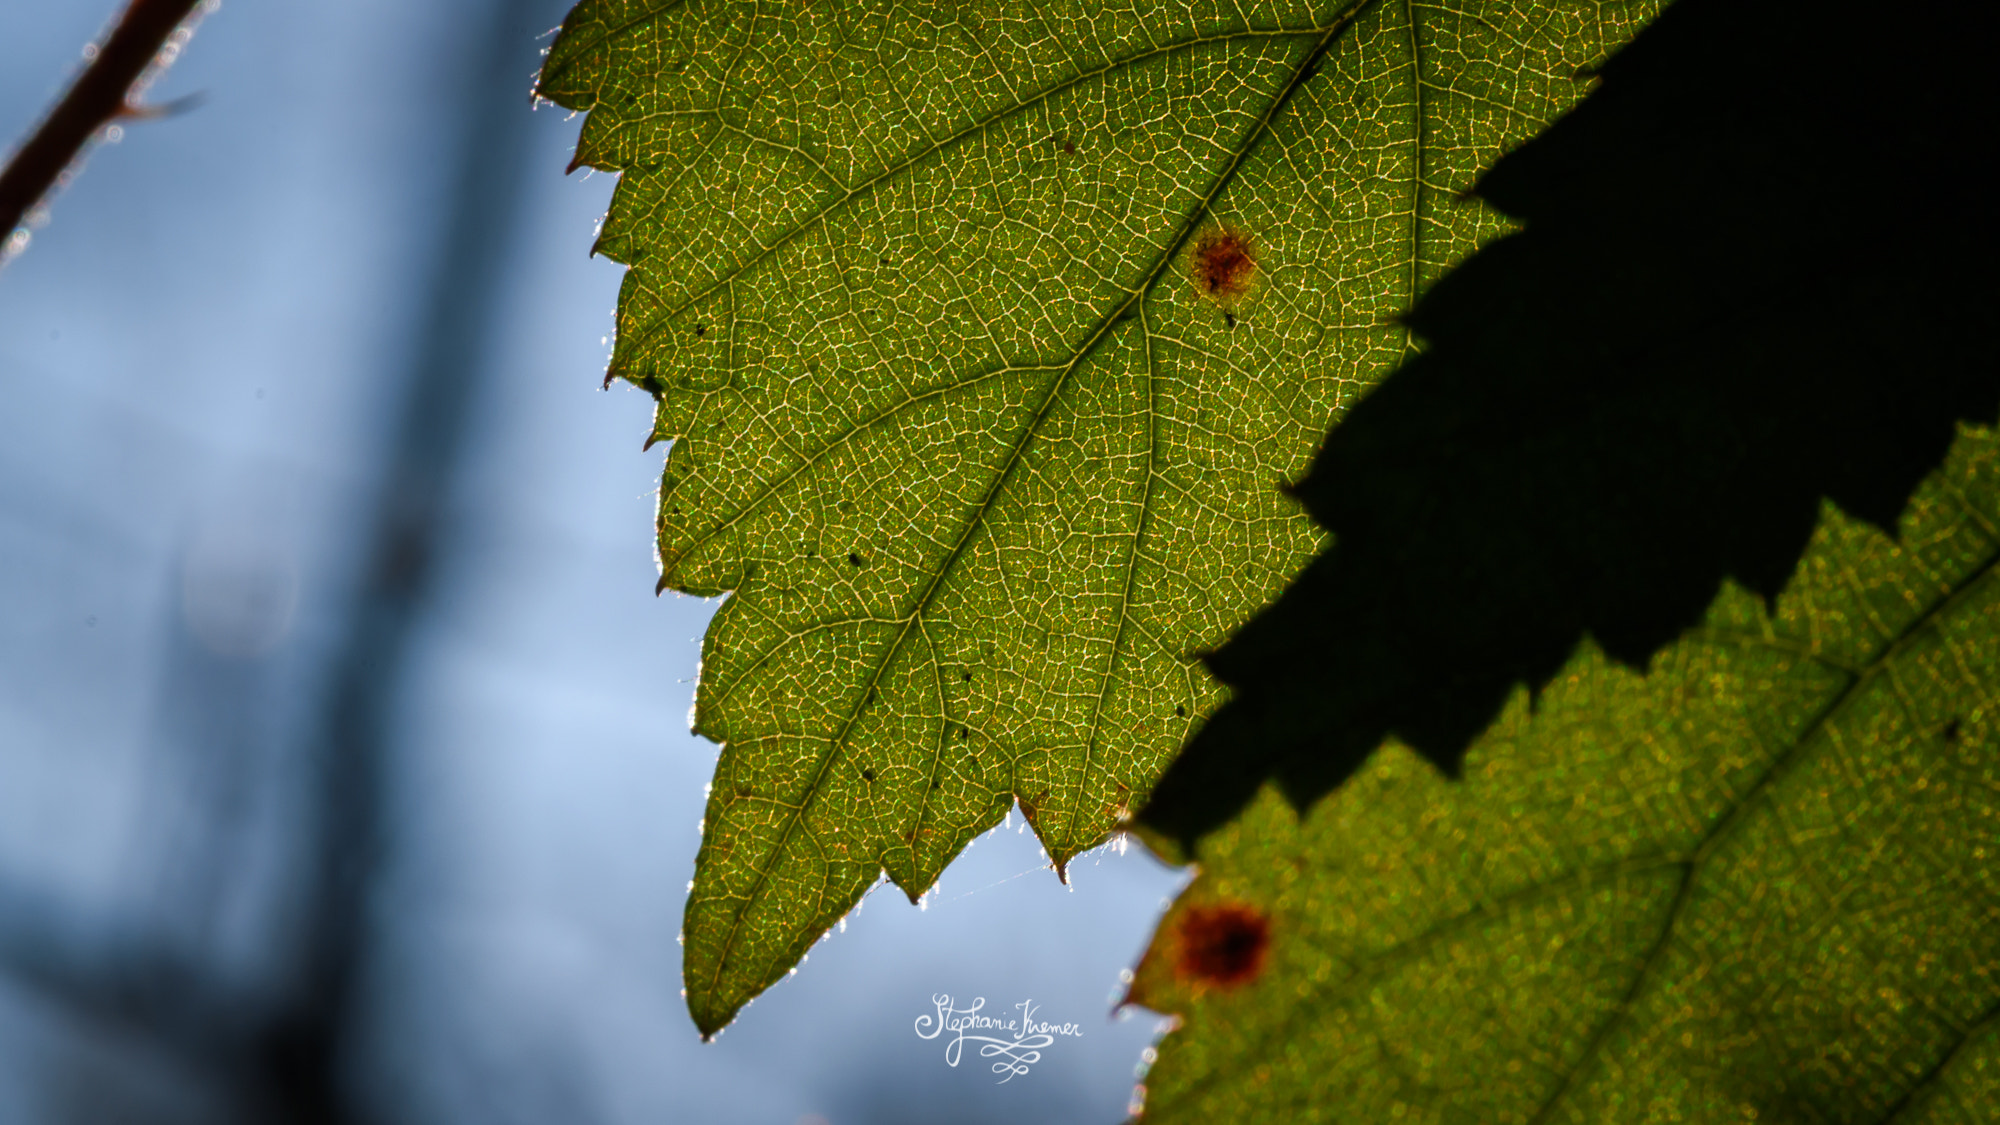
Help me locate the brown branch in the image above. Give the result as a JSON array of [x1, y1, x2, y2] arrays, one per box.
[[0, 0, 205, 241]]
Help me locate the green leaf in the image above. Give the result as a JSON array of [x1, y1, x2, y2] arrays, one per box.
[[1125, 424, 2000, 1122], [535, 0, 1657, 1034]]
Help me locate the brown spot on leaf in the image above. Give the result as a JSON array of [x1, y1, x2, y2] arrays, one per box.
[[1176, 902, 1270, 988], [1189, 225, 1257, 305]]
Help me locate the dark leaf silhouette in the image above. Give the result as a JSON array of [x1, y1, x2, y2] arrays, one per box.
[[1138, 0, 2000, 850]]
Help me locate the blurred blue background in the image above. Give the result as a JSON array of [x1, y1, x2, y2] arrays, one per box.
[[0, 2, 1185, 1121]]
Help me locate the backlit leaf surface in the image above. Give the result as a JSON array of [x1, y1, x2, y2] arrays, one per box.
[[536, 0, 1656, 1033], [1125, 426, 2000, 1123]]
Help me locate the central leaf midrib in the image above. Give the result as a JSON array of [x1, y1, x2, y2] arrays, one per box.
[[695, 2, 1377, 1010], [1055, 8, 1379, 857]]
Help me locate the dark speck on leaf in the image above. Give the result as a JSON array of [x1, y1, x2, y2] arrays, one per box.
[[1063, 140, 1076, 155], [694, 324, 706, 337], [1175, 705, 1186, 718], [849, 553, 863, 567], [1944, 718, 1961, 742], [930, 780, 941, 791], [962, 671, 972, 681], [862, 768, 875, 782], [1224, 310, 1237, 329], [1176, 903, 1270, 987]]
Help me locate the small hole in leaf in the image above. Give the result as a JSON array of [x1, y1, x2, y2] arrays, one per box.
[[694, 324, 707, 337], [1944, 717, 1962, 742], [849, 553, 863, 566], [930, 780, 941, 791], [862, 768, 875, 782], [1175, 705, 1186, 718], [962, 671, 973, 682]]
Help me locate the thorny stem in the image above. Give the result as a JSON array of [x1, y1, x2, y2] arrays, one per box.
[[0, 0, 207, 257]]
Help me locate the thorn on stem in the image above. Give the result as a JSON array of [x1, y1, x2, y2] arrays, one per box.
[[119, 90, 205, 120]]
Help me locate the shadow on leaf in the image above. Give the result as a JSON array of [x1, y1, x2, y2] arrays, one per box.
[[1138, 0, 1999, 851]]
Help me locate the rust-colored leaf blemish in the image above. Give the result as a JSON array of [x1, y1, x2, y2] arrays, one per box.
[[1188, 225, 1257, 306], [1175, 902, 1270, 987]]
